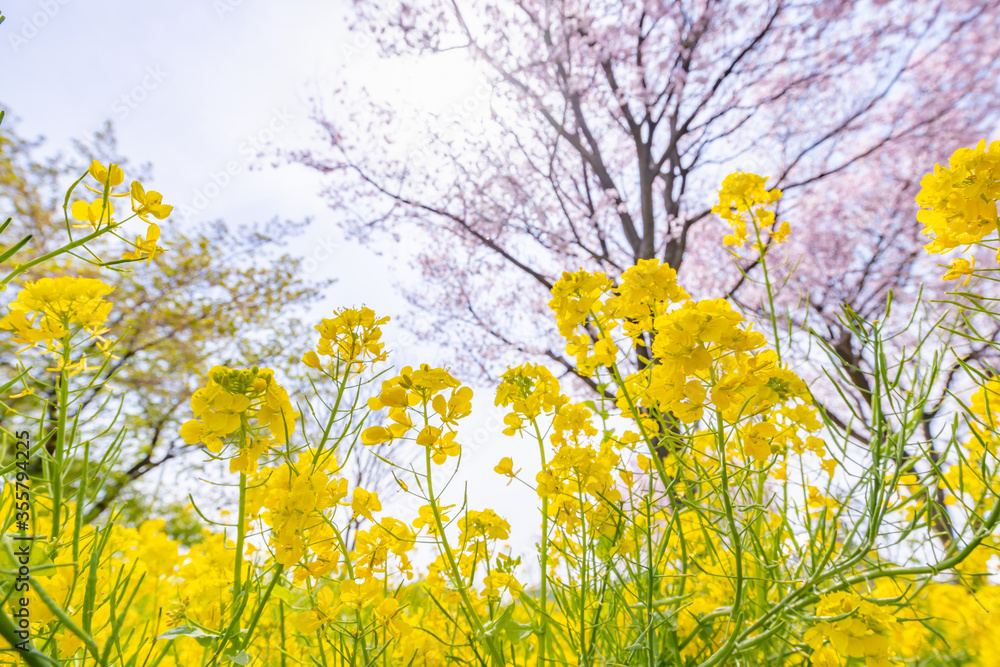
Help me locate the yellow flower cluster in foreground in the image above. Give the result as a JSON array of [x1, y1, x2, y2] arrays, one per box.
[[919, 139, 1000, 284], [2, 150, 1000, 667]]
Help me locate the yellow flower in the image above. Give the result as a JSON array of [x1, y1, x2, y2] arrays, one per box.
[[121, 223, 164, 263], [374, 597, 412, 637], [87, 160, 124, 189], [551, 402, 598, 447], [351, 487, 382, 522], [772, 220, 791, 242], [808, 646, 840, 667], [368, 385, 410, 410], [229, 436, 270, 474], [181, 365, 298, 455], [412, 504, 451, 535], [307, 306, 390, 374], [70, 197, 115, 229], [806, 592, 897, 666], [605, 258, 688, 341], [130, 181, 173, 221], [741, 421, 778, 463], [494, 456, 518, 478], [416, 425, 461, 464], [180, 419, 222, 453], [459, 509, 511, 544], [294, 587, 337, 633], [493, 456, 523, 487], [482, 570, 523, 599], [496, 364, 569, 426], [361, 425, 392, 445], [339, 577, 381, 609], [712, 171, 782, 248], [942, 256, 975, 286], [548, 269, 613, 339], [918, 139, 1000, 257], [0, 276, 114, 348], [432, 385, 473, 426], [807, 485, 839, 510], [294, 609, 325, 635], [301, 350, 322, 368]]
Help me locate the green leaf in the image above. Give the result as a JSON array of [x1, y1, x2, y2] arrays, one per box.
[[0, 234, 33, 264], [268, 584, 295, 603], [583, 399, 609, 420], [480, 605, 533, 643], [0, 537, 54, 578], [226, 650, 251, 665], [155, 624, 218, 643]]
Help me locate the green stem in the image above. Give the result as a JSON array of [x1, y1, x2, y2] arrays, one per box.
[[279, 600, 287, 667], [331, 522, 370, 666], [242, 565, 284, 649], [50, 334, 71, 541], [0, 607, 58, 666], [750, 461, 767, 660], [698, 412, 744, 667], [531, 418, 550, 667], [424, 444, 504, 666], [231, 424, 249, 644], [576, 477, 587, 666], [1, 225, 110, 288]]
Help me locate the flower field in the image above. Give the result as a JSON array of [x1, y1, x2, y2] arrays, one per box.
[[1, 135, 1000, 666]]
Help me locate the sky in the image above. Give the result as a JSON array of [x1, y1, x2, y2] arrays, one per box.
[[1, 0, 482, 316], [1, 0, 544, 548]]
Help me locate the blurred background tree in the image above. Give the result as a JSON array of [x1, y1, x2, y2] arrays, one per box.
[[0, 113, 330, 530], [290, 0, 1000, 419]]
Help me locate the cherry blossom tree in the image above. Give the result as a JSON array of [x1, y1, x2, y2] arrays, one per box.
[[290, 0, 1000, 414]]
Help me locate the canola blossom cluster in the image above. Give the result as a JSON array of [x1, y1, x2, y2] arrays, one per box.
[[0, 276, 114, 373], [711, 171, 789, 248], [302, 306, 390, 375], [804, 592, 897, 667], [548, 259, 830, 471], [918, 139, 1000, 284], [179, 365, 299, 464], [3, 149, 1000, 667], [70, 160, 172, 263], [361, 363, 471, 466]]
